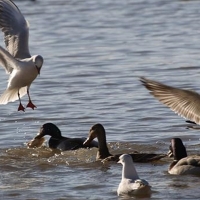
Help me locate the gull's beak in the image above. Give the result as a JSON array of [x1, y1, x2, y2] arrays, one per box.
[[35, 65, 40, 75], [117, 160, 122, 164]]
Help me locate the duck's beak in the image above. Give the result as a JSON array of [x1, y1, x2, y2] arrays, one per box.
[[167, 150, 173, 157], [83, 137, 92, 146], [26, 126, 46, 148], [83, 129, 96, 146], [34, 134, 42, 139], [27, 136, 45, 148], [34, 127, 46, 139]]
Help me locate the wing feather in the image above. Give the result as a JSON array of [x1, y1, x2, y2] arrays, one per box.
[[0, 0, 31, 58], [141, 77, 200, 125]]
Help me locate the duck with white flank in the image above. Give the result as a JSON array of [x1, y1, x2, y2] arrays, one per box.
[[0, 0, 43, 111], [168, 138, 200, 175]]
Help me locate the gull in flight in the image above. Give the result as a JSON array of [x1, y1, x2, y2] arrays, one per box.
[[140, 77, 200, 125], [0, 0, 43, 111]]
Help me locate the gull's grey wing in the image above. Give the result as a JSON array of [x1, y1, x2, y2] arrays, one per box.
[[0, 46, 18, 73], [140, 77, 200, 125], [0, 0, 31, 59]]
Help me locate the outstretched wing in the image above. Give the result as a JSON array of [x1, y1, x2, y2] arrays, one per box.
[[140, 77, 200, 125], [0, 0, 31, 59]]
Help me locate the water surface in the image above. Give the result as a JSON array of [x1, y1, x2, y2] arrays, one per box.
[[1, 0, 200, 199]]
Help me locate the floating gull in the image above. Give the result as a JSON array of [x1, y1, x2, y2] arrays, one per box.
[[0, 0, 43, 111], [117, 154, 151, 197]]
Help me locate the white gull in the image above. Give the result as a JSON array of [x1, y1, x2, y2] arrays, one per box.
[[117, 154, 152, 197], [0, 0, 43, 111]]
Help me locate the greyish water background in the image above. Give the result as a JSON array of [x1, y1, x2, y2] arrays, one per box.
[[1, 0, 200, 199]]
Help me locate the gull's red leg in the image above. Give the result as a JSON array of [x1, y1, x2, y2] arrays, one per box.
[[26, 89, 36, 110], [17, 91, 25, 112]]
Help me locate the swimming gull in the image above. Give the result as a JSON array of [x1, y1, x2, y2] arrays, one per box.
[[117, 154, 152, 197]]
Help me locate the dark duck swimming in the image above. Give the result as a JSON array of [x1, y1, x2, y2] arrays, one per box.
[[83, 123, 167, 163], [27, 123, 98, 151]]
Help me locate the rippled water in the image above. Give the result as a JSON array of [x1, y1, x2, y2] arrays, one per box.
[[1, 0, 200, 199]]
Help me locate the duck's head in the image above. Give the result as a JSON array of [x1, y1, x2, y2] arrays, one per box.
[[27, 123, 62, 148], [35, 123, 62, 139], [168, 138, 187, 160], [83, 123, 105, 146]]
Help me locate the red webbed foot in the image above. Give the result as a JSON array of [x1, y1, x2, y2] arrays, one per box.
[[26, 100, 37, 110], [18, 103, 25, 112]]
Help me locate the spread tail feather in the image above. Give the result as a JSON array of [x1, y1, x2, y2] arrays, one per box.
[[0, 87, 27, 104]]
